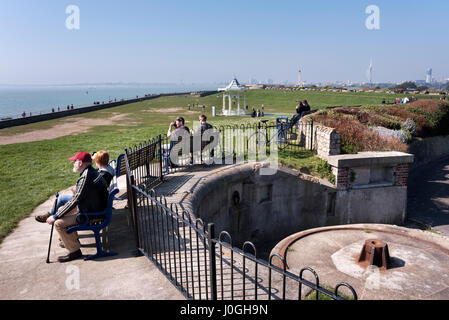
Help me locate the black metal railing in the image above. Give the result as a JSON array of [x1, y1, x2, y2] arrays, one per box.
[[159, 119, 315, 175], [123, 138, 357, 300]]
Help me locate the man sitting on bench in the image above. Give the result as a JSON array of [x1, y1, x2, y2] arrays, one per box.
[[192, 114, 215, 161], [164, 116, 191, 167], [45, 152, 109, 263]]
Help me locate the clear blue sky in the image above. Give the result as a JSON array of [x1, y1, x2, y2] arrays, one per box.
[[1, 0, 448, 85]]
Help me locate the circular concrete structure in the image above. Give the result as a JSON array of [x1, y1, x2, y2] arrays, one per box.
[[271, 224, 449, 300]]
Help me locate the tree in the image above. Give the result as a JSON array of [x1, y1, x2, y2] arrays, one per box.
[[417, 86, 429, 91], [395, 81, 417, 90]]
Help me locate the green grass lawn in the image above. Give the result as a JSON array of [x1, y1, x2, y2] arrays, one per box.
[[0, 89, 442, 243]]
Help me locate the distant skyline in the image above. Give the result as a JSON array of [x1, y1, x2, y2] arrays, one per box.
[[1, 1, 448, 85]]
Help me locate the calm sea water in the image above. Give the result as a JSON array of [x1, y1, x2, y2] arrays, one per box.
[[0, 84, 218, 119]]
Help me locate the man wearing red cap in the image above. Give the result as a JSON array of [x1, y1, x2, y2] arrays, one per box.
[[41, 151, 109, 262]]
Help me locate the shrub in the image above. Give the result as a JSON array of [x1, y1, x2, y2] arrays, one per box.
[[373, 126, 409, 143], [315, 158, 335, 184], [313, 114, 408, 153], [312, 100, 449, 154], [402, 118, 417, 136]]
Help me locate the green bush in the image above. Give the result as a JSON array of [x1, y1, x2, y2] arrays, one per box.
[[315, 159, 335, 184]]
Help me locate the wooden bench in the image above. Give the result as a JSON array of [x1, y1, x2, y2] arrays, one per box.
[[162, 133, 217, 173], [66, 166, 120, 260]]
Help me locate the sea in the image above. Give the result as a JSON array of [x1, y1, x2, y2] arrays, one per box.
[[0, 84, 219, 119]]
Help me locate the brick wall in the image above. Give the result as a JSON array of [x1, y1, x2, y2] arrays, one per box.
[[394, 163, 410, 186], [332, 167, 349, 190]]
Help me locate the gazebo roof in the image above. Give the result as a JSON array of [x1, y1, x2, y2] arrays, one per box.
[[218, 78, 246, 91]]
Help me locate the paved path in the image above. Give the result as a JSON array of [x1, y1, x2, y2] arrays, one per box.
[[0, 183, 184, 300], [407, 155, 449, 237]]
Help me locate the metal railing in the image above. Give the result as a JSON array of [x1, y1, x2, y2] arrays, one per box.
[[123, 135, 358, 301], [159, 119, 315, 175]]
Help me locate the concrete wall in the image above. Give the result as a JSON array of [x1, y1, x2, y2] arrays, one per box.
[[335, 186, 408, 225], [186, 162, 411, 258], [408, 134, 449, 170]]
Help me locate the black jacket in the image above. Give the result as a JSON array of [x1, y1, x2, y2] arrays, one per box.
[[55, 165, 109, 219], [99, 165, 115, 187]]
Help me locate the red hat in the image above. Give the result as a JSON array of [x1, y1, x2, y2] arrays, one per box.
[[69, 151, 92, 162]]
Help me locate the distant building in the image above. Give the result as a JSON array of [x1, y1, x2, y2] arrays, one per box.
[[426, 68, 432, 84], [297, 69, 304, 86], [366, 59, 373, 85]]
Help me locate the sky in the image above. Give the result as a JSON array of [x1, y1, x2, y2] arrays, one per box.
[[0, 0, 448, 85]]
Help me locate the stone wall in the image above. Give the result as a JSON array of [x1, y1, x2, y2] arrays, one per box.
[[296, 120, 341, 158]]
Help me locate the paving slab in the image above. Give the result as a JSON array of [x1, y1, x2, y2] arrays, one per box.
[[0, 186, 184, 300]]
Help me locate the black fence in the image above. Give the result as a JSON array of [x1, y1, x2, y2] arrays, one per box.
[[123, 133, 358, 301], [160, 119, 315, 175]]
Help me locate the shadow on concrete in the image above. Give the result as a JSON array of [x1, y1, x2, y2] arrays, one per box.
[[153, 174, 195, 196], [76, 207, 139, 261], [388, 257, 406, 270], [407, 155, 449, 232]]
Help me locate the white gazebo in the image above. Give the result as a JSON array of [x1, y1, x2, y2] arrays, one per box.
[[218, 78, 247, 116]]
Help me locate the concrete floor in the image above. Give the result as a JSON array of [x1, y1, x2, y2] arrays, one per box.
[[0, 186, 184, 300], [272, 224, 449, 300]]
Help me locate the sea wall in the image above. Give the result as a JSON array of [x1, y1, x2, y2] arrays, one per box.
[[0, 90, 218, 130]]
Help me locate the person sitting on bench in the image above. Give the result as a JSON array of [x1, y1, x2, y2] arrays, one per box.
[[44, 152, 109, 263], [93, 150, 115, 187], [289, 100, 310, 129], [36, 150, 114, 224], [164, 116, 191, 167], [193, 114, 213, 135], [167, 116, 190, 140], [192, 114, 215, 159]]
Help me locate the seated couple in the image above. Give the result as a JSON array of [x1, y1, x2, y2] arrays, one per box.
[[35, 150, 114, 262]]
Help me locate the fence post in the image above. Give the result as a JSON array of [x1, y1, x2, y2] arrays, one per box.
[[207, 223, 218, 300], [128, 174, 143, 256], [158, 135, 163, 182], [310, 119, 314, 151]]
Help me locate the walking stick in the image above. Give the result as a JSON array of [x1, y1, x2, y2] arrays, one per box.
[[46, 192, 59, 264]]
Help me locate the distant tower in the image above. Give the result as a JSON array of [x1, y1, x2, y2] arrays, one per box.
[[366, 59, 373, 86], [426, 68, 432, 84], [297, 69, 302, 86]]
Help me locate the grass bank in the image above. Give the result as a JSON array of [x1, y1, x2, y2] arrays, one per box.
[[0, 90, 442, 242]]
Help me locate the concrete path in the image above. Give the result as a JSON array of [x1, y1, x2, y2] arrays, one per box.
[[408, 155, 449, 237], [0, 183, 184, 300]]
